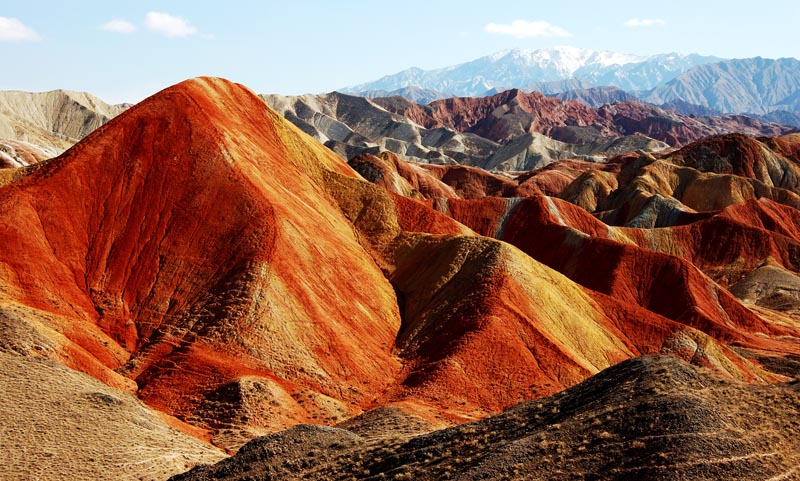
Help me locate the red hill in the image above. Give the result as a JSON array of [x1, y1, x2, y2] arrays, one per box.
[[0, 78, 406, 446]]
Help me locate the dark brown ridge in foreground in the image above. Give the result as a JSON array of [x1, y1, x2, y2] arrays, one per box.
[[171, 355, 800, 481]]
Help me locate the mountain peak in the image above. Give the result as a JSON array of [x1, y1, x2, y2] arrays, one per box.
[[645, 57, 800, 115], [344, 48, 723, 97], [0, 74, 401, 450]]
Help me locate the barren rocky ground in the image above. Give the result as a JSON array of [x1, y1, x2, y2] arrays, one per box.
[[171, 355, 800, 481], [0, 351, 225, 481]]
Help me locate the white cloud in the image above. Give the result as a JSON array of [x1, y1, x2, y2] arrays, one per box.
[[144, 11, 197, 38], [0, 17, 40, 41], [624, 18, 666, 28], [484, 20, 571, 39], [101, 19, 136, 34]]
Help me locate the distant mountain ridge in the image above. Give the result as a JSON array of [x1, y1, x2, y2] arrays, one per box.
[[343, 49, 800, 127], [550, 86, 640, 108], [343, 47, 722, 97], [358, 86, 446, 104], [644, 57, 800, 115]]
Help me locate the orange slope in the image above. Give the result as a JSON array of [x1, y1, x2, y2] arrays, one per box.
[[0, 78, 403, 437]]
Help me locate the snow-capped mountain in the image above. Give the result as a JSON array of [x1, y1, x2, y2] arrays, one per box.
[[342, 47, 722, 97]]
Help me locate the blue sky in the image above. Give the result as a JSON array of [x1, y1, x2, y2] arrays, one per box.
[[1, 0, 798, 103]]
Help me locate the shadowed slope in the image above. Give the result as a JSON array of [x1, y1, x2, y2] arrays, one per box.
[[171, 355, 800, 481]]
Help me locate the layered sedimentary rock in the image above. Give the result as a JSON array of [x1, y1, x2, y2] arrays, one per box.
[[361, 135, 800, 379], [376, 89, 617, 143], [0, 139, 57, 168], [269, 88, 795, 177], [0, 78, 406, 450], [263, 90, 673, 171], [2, 78, 799, 481], [261, 91, 497, 166], [376, 89, 794, 147]]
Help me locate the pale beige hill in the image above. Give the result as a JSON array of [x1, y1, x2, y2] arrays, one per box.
[[0, 351, 225, 481], [482, 132, 668, 171], [261, 91, 498, 166], [0, 89, 125, 153]]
